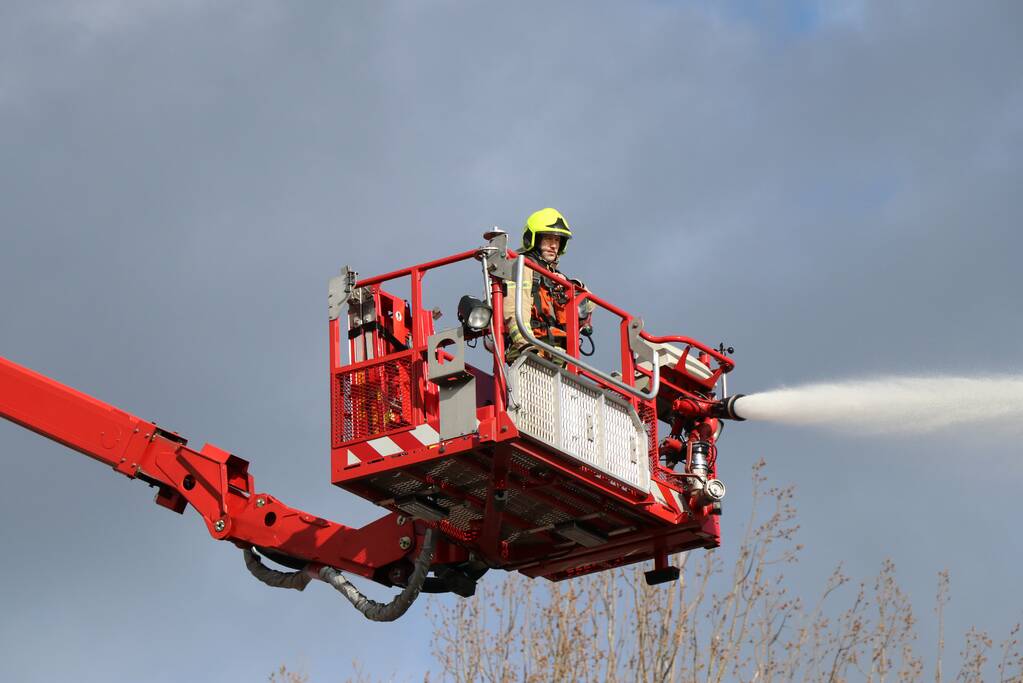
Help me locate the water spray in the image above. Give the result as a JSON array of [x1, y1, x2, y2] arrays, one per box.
[[645, 335, 1023, 536], [653, 358, 1023, 515], [724, 376, 1023, 435]]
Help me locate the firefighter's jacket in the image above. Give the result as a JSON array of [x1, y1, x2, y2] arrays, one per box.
[[503, 253, 593, 362]]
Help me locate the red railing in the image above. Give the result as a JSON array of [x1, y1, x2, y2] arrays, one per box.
[[329, 244, 735, 448]]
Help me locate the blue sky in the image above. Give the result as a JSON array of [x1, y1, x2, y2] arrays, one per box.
[[1, 1, 1020, 680]]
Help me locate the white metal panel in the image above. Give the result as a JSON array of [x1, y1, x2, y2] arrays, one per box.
[[508, 355, 650, 493], [560, 377, 602, 465], [603, 396, 642, 483], [514, 356, 558, 445]]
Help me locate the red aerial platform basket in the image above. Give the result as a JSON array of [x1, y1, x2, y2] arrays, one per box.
[[328, 231, 737, 586]]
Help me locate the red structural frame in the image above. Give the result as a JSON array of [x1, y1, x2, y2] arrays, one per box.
[[0, 244, 736, 588], [330, 246, 736, 581], [0, 356, 447, 578]]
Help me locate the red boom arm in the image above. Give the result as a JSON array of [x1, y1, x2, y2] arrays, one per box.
[[0, 355, 448, 581]]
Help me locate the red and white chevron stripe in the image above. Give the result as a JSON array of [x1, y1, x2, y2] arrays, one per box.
[[649, 479, 688, 514], [338, 422, 440, 467]]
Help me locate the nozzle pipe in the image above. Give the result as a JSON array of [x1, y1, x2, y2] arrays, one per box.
[[713, 394, 746, 421], [672, 394, 747, 422]]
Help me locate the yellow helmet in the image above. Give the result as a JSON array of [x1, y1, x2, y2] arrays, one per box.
[[522, 208, 572, 256]]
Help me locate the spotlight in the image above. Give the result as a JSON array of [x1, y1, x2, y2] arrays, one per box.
[[457, 295, 492, 333]]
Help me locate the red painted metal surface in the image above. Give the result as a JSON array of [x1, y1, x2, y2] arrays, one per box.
[[331, 245, 737, 581], [0, 241, 737, 590], [0, 356, 461, 580]]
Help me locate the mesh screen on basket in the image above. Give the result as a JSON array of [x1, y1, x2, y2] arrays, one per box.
[[332, 356, 417, 447], [639, 403, 659, 467]]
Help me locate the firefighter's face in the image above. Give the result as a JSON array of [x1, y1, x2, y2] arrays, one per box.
[[538, 234, 561, 262]]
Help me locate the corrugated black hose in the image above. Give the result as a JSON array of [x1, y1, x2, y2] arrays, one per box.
[[242, 528, 437, 622]]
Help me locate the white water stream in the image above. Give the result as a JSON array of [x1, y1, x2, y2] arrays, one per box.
[[731, 376, 1023, 435]]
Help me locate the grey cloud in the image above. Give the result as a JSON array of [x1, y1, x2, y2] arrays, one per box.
[[1, 1, 1020, 680]]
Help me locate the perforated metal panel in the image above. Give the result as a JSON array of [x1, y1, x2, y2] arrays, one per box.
[[639, 403, 659, 465], [332, 355, 417, 448], [514, 357, 559, 445], [561, 380, 602, 466], [507, 355, 651, 493], [604, 401, 641, 479]]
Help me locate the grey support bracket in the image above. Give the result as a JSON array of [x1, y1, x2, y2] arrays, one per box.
[[482, 231, 515, 282], [328, 266, 358, 321], [427, 327, 478, 441], [627, 318, 659, 385]]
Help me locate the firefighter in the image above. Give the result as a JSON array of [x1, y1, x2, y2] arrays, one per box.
[[504, 208, 595, 364]]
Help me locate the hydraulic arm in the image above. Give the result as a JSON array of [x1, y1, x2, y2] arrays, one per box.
[[0, 355, 451, 583]]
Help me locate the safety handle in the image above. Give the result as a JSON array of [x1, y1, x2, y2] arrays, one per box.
[[512, 256, 659, 401]]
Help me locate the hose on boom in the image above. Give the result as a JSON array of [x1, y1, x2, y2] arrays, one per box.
[[241, 527, 437, 622], [318, 527, 437, 622], [243, 547, 312, 591]]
